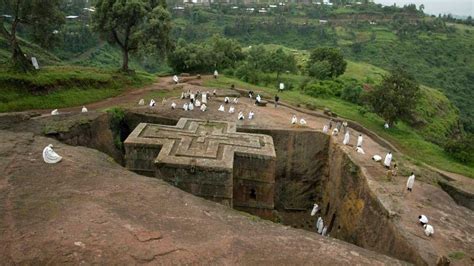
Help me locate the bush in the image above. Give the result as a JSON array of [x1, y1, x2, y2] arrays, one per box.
[[303, 82, 334, 98], [308, 60, 332, 80], [341, 85, 363, 104], [444, 135, 474, 163]]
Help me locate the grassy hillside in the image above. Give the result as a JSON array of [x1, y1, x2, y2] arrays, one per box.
[[0, 36, 61, 66], [0, 66, 155, 112], [240, 44, 460, 146]]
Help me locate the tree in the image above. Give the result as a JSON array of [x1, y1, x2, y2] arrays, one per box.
[[267, 48, 297, 81], [367, 69, 420, 126], [308, 60, 332, 80], [0, 0, 64, 72], [167, 36, 243, 73], [419, 4, 425, 13], [93, 0, 172, 72], [307, 47, 347, 78]]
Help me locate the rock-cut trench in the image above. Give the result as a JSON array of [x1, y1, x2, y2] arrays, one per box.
[[48, 111, 425, 264]]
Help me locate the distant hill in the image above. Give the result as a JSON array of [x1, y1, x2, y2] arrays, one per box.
[[170, 6, 474, 132]]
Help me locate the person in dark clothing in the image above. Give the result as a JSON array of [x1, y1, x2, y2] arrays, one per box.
[[274, 95, 280, 108]]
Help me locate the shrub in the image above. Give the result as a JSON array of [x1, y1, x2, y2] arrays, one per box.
[[444, 134, 474, 164], [341, 85, 363, 104]]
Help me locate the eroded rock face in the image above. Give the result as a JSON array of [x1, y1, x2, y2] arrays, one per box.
[[320, 141, 426, 265], [0, 130, 405, 265]]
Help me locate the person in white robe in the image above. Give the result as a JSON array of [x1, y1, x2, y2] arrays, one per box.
[[229, 106, 235, 114], [323, 125, 329, 134], [138, 99, 145, 105], [51, 109, 59, 116], [357, 134, 363, 147], [299, 118, 307, 125], [181, 92, 185, 99], [356, 147, 365, 154], [200, 104, 207, 112], [202, 93, 207, 104], [183, 103, 189, 111], [384, 152, 393, 168], [248, 111, 254, 120], [149, 99, 156, 107], [256, 94, 262, 103], [224, 97, 230, 104], [238, 112, 245, 120], [342, 121, 348, 134], [332, 128, 339, 136], [311, 204, 319, 216], [195, 99, 201, 107], [372, 155, 382, 162], [384, 122, 389, 129], [279, 82, 285, 91], [343, 131, 350, 145], [81, 106, 88, 113], [218, 104, 225, 112], [43, 144, 62, 164], [419, 215, 428, 226], [291, 115, 297, 124], [173, 75, 179, 84], [316, 217, 324, 234], [188, 102, 194, 111], [322, 226, 328, 236], [233, 98, 238, 104], [214, 70, 218, 79], [213, 90, 217, 97], [406, 172, 415, 192], [423, 224, 434, 236], [171, 102, 176, 109], [190, 93, 195, 103]]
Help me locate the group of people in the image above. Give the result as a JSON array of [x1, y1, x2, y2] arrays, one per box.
[[290, 115, 307, 126], [310, 204, 328, 236], [318, 118, 435, 237], [218, 97, 255, 120], [51, 106, 88, 116], [145, 87, 256, 121]]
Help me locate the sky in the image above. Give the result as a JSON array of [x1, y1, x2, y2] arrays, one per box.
[[375, 0, 474, 17]]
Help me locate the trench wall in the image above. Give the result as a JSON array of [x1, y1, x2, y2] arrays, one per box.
[[321, 141, 426, 265], [239, 127, 329, 229]]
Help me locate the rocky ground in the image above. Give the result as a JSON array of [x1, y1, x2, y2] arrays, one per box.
[[1, 75, 473, 265], [0, 131, 404, 264]]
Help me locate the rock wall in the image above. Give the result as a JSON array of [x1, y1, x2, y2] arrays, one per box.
[[439, 180, 474, 211], [42, 113, 124, 164], [321, 141, 426, 265], [240, 127, 329, 230]]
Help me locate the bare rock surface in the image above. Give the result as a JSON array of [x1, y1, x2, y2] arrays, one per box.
[[0, 130, 404, 265]]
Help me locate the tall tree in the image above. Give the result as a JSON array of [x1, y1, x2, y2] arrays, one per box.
[[367, 69, 420, 126], [0, 0, 64, 72], [307, 47, 347, 78], [93, 0, 172, 72], [267, 48, 297, 81]]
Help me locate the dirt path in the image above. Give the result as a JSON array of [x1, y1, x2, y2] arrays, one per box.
[[46, 75, 472, 183]]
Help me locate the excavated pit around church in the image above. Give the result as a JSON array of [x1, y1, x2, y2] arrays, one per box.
[[48, 111, 425, 264]]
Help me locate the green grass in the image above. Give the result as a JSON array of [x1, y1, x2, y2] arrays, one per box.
[[204, 75, 474, 178], [448, 251, 465, 260], [0, 66, 155, 112]]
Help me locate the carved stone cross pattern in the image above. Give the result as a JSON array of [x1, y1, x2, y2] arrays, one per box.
[[124, 118, 276, 212]]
